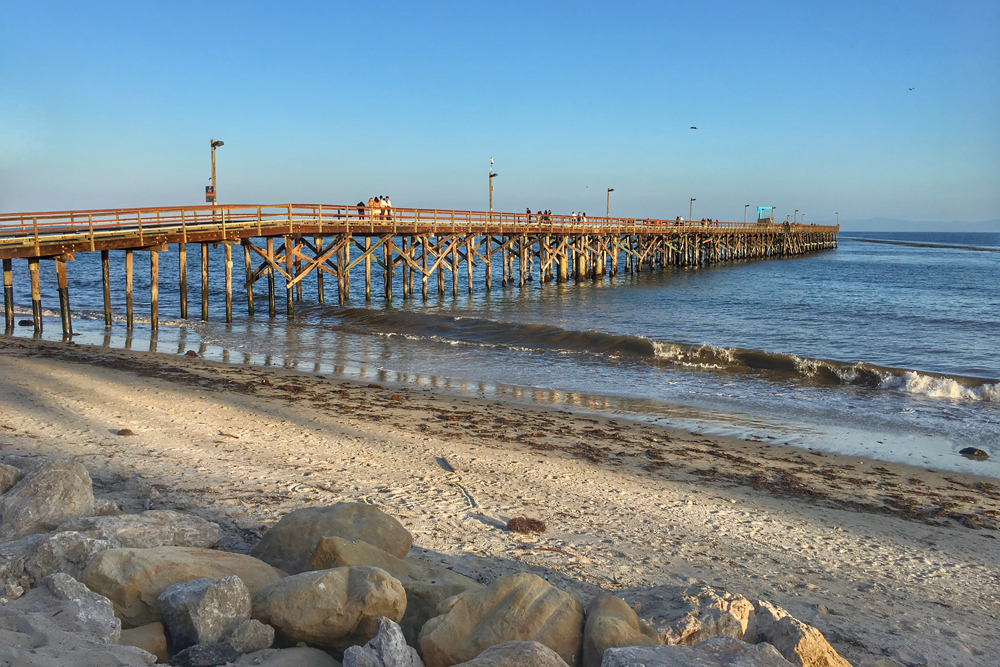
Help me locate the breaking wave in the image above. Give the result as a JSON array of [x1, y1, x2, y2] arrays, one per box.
[[326, 307, 998, 403]]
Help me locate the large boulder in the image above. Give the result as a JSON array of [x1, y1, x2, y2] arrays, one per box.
[[233, 647, 343, 666], [754, 601, 851, 667], [251, 503, 413, 574], [453, 641, 571, 667], [0, 572, 157, 666], [158, 575, 251, 652], [583, 595, 660, 667], [418, 572, 585, 667], [343, 616, 424, 667], [312, 535, 483, 645], [119, 622, 169, 663], [252, 566, 406, 650], [0, 460, 95, 541], [82, 546, 286, 628], [620, 584, 757, 645], [601, 636, 795, 666], [0, 463, 23, 493], [171, 642, 241, 667], [0, 531, 120, 590], [58, 509, 221, 549]]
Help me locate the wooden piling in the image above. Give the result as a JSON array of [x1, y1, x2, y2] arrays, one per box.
[[466, 236, 474, 294], [243, 241, 254, 315], [2, 258, 12, 332], [421, 237, 429, 299], [484, 236, 492, 291], [179, 243, 188, 319], [285, 236, 295, 316], [28, 258, 41, 332], [266, 237, 276, 317], [384, 236, 393, 300], [101, 250, 111, 325], [201, 243, 209, 321], [125, 250, 134, 330], [436, 237, 445, 295], [365, 236, 372, 301], [315, 238, 325, 304], [337, 241, 346, 305], [56, 257, 71, 338], [224, 243, 232, 324], [150, 250, 159, 330]]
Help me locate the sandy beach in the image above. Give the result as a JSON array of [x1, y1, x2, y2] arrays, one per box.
[[0, 337, 997, 666]]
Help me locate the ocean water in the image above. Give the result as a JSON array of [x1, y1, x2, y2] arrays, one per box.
[[5, 231, 999, 477]]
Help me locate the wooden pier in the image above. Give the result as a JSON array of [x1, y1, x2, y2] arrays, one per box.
[[0, 204, 838, 337]]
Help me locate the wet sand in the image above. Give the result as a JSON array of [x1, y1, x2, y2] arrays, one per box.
[[1, 337, 998, 665]]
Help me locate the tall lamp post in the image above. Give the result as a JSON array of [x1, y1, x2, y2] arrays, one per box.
[[836, 212, 839, 226], [689, 198, 696, 223], [489, 158, 498, 212], [606, 188, 614, 219], [793, 209, 798, 224], [209, 139, 224, 203], [744, 204, 749, 223]]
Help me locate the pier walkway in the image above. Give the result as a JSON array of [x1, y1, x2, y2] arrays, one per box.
[[0, 204, 838, 336]]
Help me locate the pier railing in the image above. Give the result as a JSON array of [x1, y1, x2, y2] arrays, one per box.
[[0, 204, 838, 257]]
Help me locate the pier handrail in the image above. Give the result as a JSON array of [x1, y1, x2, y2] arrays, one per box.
[[0, 204, 838, 252]]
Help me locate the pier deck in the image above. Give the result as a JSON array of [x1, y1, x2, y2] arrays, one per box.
[[0, 204, 838, 336]]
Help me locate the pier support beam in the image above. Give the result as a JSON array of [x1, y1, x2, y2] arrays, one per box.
[[315, 238, 325, 304], [2, 259, 12, 333], [224, 243, 232, 324], [365, 236, 372, 301], [28, 258, 41, 332], [56, 257, 71, 339], [150, 250, 159, 331], [266, 238, 276, 317], [243, 241, 254, 316], [125, 250, 134, 330], [285, 236, 295, 316], [201, 243, 209, 321], [101, 250, 111, 326], [179, 243, 188, 319]]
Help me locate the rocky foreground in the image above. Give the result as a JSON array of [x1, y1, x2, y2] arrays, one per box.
[[1, 454, 854, 667]]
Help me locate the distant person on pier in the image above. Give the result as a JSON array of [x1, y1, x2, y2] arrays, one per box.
[[526, 208, 532, 223], [367, 197, 376, 221], [357, 201, 366, 218]]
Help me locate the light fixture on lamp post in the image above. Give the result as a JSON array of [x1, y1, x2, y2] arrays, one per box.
[[689, 198, 696, 222], [208, 139, 224, 203], [489, 158, 498, 212]]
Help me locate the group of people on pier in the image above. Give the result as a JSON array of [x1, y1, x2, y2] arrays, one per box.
[[357, 195, 394, 221]]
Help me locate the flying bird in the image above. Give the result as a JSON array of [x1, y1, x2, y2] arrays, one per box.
[[908, 87, 914, 90], [690, 126, 698, 130]]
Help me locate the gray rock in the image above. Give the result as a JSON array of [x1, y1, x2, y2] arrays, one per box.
[[251, 503, 412, 574], [224, 618, 275, 653], [171, 641, 241, 667], [453, 641, 571, 667], [251, 566, 406, 651], [95, 499, 126, 516], [311, 535, 483, 645], [158, 575, 251, 652], [0, 572, 122, 644], [343, 616, 424, 667], [620, 584, 757, 645], [233, 647, 343, 667], [58, 509, 221, 549], [0, 463, 23, 493], [601, 636, 795, 666], [0, 530, 120, 591], [0, 460, 95, 541]]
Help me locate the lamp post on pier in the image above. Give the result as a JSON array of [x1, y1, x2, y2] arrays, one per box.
[[209, 139, 224, 204], [793, 209, 798, 224], [744, 204, 749, 223], [836, 212, 839, 226], [606, 188, 614, 219], [689, 198, 696, 222], [489, 158, 497, 213]]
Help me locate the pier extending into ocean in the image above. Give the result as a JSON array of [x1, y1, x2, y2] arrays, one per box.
[[0, 204, 838, 337]]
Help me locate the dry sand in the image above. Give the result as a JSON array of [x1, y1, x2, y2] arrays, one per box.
[[0, 337, 997, 666]]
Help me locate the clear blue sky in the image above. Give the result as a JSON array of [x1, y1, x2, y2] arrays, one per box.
[[2, 1, 998, 227]]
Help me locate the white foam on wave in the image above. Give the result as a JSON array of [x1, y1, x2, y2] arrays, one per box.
[[652, 342, 734, 369], [880, 371, 999, 402]]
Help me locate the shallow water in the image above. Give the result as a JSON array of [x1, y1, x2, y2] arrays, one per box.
[[5, 231, 999, 477]]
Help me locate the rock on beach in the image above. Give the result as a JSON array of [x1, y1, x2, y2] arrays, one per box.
[[157, 575, 251, 652], [81, 546, 285, 628], [250, 503, 413, 574], [601, 636, 795, 666], [754, 600, 852, 667], [251, 565, 406, 650], [0, 459, 95, 541], [57, 509, 222, 549], [582, 595, 660, 667], [418, 572, 585, 667], [620, 583, 757, 645]]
